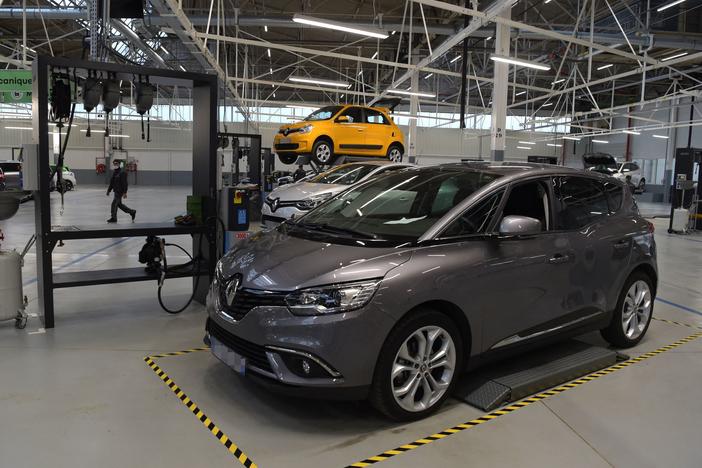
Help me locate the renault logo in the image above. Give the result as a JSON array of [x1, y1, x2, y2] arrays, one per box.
[[225, 276, 241, 307], [283, 128, 290, 136], [271, 198, 280, 212]]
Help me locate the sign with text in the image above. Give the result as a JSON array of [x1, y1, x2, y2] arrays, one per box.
[[0, 70, 32, 103]]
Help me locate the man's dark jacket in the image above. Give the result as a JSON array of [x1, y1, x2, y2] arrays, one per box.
[[107, 168, 128, 195]]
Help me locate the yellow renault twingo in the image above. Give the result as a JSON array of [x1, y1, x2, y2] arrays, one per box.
[[274, 104, 406, 166]]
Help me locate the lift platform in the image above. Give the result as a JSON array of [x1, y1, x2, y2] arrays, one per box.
[[454, 340, 626, 412]]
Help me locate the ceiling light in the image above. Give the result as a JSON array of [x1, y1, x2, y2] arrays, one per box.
[[391, 31, 396, 35], [517, 146, 531, 150], [563, 136, 581, 141], [388, 89, 436, 98], [371, 51, 378, 60], [553, 78, 565, 84], [490, 54, 550, 71], [661, 51, 688, 62], [4, 126, 32, 130], [622, 130, 640, 135], [292, 14, 388, 39], [424, 73, 433, 79], [592, 139, 609, 143], [264, 25, 268, 32], [518, 141, 536, 145], [652, 134, 669, 139], [79, 129, 129, 138], [270, 67, 273, 75], [450, 55, 461, 63], [267, 48, 271, 58], [159, 45, 169, 55], [657, 0, 685, 12], [542, 102, 554, 107], [486, 36, 493, 41], [358, 70, 363, 76], [289, 76, 350, 87], [21, 44, 37, 53], [547, 143, 562, 147], [597, 63, 613, 70], [179, 65, 186, 72], [544, 0, 552, 4], [340, 94, 345, 98], [515, 91, 526, 96]]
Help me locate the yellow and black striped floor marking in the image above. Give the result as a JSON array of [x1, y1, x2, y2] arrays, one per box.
[[653, 316, 702, 330], [144, 350, 257, 468], [346, 327, 702, 467]]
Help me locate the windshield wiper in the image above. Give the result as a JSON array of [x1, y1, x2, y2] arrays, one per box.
[[295, 221, 378, 239]]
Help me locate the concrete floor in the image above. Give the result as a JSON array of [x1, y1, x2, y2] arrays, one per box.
[[1, 185, 701, 468]]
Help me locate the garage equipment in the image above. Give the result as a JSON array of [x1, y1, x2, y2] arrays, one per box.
[[668, 147, 701, 233], [454, 340, 623, 411], [31, 56, 219, 328]]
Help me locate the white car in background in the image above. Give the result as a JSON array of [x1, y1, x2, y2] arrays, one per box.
[[611, 162, 645, 192], [50, 165, 77, 192], [261, 160, 413, 228]]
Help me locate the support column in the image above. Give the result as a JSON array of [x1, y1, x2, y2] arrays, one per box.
[[490, 9, 511, 161], [408, 61, 419, 164], [663, 91, 680, 204]]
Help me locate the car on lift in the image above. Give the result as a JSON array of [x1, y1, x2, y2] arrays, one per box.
[[261, 160, 413, 229], [49, 165, 78, 192], [206, 162, 657, 420], [273, 103, 406, 166]]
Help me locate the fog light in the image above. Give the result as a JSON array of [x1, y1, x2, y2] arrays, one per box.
[[301, 359, 311, 375]]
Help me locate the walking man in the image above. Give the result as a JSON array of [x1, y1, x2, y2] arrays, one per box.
[[106, 159, 136, 223]]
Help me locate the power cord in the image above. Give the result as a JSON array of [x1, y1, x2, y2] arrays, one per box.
[[155, 234, 204, 314]]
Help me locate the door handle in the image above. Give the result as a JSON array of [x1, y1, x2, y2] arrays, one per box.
[[548, 253, 571, 265], [357, 128, 364, 132]]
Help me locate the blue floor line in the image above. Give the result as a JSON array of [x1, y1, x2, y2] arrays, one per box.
[[22, 237, 132, 287], [664, 234, 702, 244], [656, 297, 702, 317]]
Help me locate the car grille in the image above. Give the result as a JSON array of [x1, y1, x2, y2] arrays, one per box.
[[218, 286, 288, 321], [264, 197, 298, 211], [278, 127, 302, 135], [206, 318, 274, 374]]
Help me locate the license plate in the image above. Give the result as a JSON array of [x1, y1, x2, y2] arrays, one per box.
[[210, 336, 246, 376], [279, 137, 291, 144]]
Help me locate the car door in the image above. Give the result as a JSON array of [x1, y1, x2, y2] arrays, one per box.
[[333, 106, 366, 155], [363, 108, 393, 156], [552, 176, 632, 319]]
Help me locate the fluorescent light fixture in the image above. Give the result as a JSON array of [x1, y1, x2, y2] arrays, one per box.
[[542, 102, 554, 107], [289, 76, 350, 87], [450, 55, 461, 63], [517, 146, 532, 150], [4, 126, 32, 130], [592, 139, 609, 143], [515, 91, 526, 96], [563, 136, 581, 141], [661, 51, 688, 62], [179, 65, 186, 71], [267, 48, 271, 58], [159, 45, 169, 55], [273, 93, 276, 98], [391, 30, 396, 35], [388, 89, 436, 98], [547, 143, 562, 147], [490, 54, 550, 71], [340, 94, 345, 98], [270, 67, 273, 75], [21, 44, 37, 53], [657, 0, 685, 12], [371, 51, 378, 60], [292, 14, 388, 39], [622, 130, 640, 135], [486, 36, 493, 41], [358, 70, 363, 76], [424, 73, 433, 79], [518, 141, 536, 145], [652, 134, 669, 139], [264, 25, 268, 32], [597, 63, 613, 70], [544, 0, 552, 4], [79, 129, 129, 138], [553, 78, 565, 84]]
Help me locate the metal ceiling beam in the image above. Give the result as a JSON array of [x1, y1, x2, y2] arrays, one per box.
[[110, 20, 167, 68]]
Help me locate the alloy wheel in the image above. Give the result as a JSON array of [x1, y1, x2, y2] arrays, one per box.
[[622, 280, 652, 339], [316, 143, 331, 163], [389, 147, 402, 162], [391, 325, 456, 413]]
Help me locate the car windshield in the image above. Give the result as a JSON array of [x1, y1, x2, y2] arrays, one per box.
[[0, 162, 21, 172], [310, 163, 379, 185], [304, 105, 342, 121], [288, 168, 502, 244]]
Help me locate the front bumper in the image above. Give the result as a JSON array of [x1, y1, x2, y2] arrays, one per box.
[[204, 281, 393, 399], [273, 134, 311, 153]]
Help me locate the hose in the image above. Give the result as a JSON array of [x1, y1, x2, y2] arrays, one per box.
[[156, 235, 203, 314]]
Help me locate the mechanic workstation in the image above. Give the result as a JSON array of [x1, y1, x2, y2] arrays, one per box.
[[0, 2, 701, 468]]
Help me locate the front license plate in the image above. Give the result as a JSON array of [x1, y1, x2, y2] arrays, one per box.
[[279, 137, 291, 144], [210, 336, 246, 376]]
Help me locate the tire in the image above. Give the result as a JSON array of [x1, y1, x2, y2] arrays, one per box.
[[387, 144, 403, 162], [65, 181, 74, 191], [277, 153, 298, 165], [311, 139, 334, 166], [369, 308, 463, 421], [600, 271, 654, 348], [637, 179, 646, 193]]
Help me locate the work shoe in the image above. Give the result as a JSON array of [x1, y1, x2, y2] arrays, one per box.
[[131, 210, 137, 222], [106, 218, 117, 223]]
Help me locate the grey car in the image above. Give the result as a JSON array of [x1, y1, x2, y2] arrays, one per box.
[[206, 162, 657, 420]]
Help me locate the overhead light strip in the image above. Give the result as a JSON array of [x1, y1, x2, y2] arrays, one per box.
[[518, 140, 536, 145], [652, 134, 669, 139], [388, 89, 436, 98], [597, 63, 613, 70], [622, 130, 640, 135], [661, 51, 688, 62], [516, 146, 532, 150], [657, 0, 685, 12], [592, 139, 609, 143], [292, 14, 389, 39], [289, 76, 350, 88], [490, 54, 551, 71]]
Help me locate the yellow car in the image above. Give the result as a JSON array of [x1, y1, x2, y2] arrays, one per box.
[[274, 104, 406, 166]]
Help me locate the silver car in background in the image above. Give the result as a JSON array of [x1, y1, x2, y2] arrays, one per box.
[[261, 160, 413, 228], [208, 162, 657, 420]]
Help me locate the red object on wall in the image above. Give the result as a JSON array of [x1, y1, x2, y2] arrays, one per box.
[[96, 163, 106, 174]]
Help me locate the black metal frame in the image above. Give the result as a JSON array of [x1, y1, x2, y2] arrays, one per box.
[[32, 56, 219, 328]]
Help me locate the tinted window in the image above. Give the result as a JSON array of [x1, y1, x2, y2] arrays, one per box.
[[441, 191, 504, 237], [0, 162, 21, 172], [339, 107, 363, 123], [311, 163, 377, 185], [365, 109, 389, 124], [501, 180, 551, 231], [304, 105, 342, 121], [294, 169, 501, 242], [553, 176, 609, 230], [603, 181, 623, 214]]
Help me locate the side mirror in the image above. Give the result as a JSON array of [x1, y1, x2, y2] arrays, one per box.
[[335, 115, 350, 123], [498, 215, 542, 236]]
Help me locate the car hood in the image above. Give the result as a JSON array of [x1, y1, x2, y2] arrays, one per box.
[[218, 229, 413, 291], [268, 182, 345, 202]]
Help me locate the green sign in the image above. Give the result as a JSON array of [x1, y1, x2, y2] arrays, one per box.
[[1, 91, 31, 103], [0, 70, 32, 92]]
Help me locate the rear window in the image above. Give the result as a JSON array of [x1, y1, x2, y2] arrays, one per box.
[[0, 162, 21, 172], [603, 181, 623, 214]]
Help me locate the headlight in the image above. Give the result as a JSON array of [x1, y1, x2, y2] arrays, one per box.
[[285, 280, 381, 316], [295, 192, 332, 210], [298, 124, 313, 134]]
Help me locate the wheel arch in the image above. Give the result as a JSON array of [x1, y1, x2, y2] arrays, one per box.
[[313, 135, 334, 151], [629, 263, 658, 296], [389, 141, 405, 154]]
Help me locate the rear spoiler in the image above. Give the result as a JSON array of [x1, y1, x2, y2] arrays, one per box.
[[369, 97, 402, 111]]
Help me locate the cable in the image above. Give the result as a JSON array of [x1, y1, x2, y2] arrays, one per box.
[[156, 235, 204, 314]]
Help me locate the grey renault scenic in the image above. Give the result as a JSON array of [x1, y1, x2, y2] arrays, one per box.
[[205, 162, 657, 420]]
